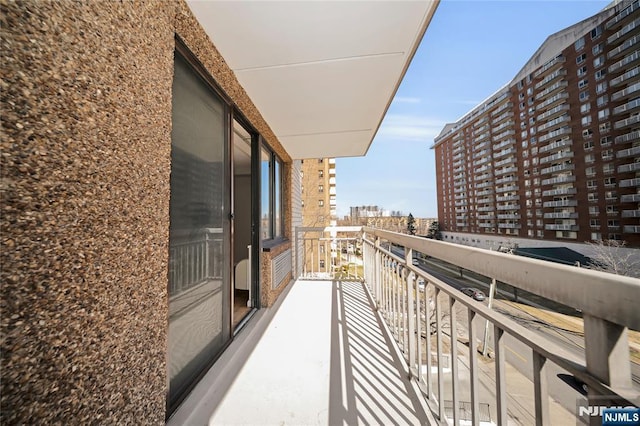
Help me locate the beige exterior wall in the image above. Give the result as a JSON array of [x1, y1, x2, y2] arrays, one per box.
[[1, 1, 294, 422]]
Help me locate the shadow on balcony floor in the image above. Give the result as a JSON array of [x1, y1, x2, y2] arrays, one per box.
[[208, 279, 434, 425]]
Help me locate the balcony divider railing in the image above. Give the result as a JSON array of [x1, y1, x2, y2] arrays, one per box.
[[295, 226, 640, 425]]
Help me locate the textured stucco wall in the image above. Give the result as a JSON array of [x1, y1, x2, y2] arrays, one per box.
[[1, 0, 292, 423]]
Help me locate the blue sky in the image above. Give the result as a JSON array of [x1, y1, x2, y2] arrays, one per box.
[[336, 0, 610, 219]]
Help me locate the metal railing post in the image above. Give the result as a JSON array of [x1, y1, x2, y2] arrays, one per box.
[[407, 270, 416, 378], [450, 297, 459, 425]]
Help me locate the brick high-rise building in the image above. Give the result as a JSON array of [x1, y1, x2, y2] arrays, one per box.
[[433, 0, 640, 248], [301, 158, 336, 273]]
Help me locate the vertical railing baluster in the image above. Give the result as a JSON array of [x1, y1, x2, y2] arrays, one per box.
[[450, 297, 459, 425], [468, 308, 479, 426], [494, 325, 507, 425], [416, 275, 422, 382], [425, 282, 432, 398], [407, 271, 416, 376], [436, 287, 444, 420], [533, 352, 550, 426]]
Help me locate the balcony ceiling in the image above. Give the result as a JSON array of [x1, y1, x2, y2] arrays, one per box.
[[187, 1, 439, 160]]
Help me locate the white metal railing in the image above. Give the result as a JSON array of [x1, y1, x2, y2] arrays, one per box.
[[331, 227, 640, 426]]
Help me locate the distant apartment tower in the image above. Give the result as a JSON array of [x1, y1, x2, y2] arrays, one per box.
[[433, 1, 640, 248], [301, 158, 336, 273]]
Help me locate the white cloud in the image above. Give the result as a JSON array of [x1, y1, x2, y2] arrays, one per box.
[[393, 96, 421, 104], [377, 114, 446, 142]]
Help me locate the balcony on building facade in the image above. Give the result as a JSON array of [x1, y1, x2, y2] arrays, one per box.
[[612, 81, 640, 101], [620, 177, 640, 187], [540, 162, 575, 175], [493, 120, 515, 134], [473, 150, 489, 161], [492, 129, 516, 143], [497, 213, 519, 219], [473, 141, 490, 153], [621, 193, 640, 203], [496, 194, 519, 202], [623, 225, 640, 233], [613, 112, 640, 130], [453, 144, 464, 155], [609, 49, 640, 75], [478, 222, 494, 228], [537, 92, 569, 110], [455, 200, 468, 207], [538, 126, 571, 143], [534, 80, 568, 101], [477, 197, 493, 204], [491, 110, 513, 126], [537, 103, 570, 122], [611, 65, 640, 87], [476, 188, 494, 197], [493, 138, 516, 152], [493, 147, 516, 159], [617, 145, 640, 158], [622, 209, 640, 217], [498, 222, 521, 229], [534, 68, 567, 90], [543, 212, 579, 219], [475, 132, 490, 142], [618, 161, 640, 173], [495, 185, 518, 194], [474, 164, 491, 175], [541, 174, 575, 186], [494, 166, 518, 176], [613, 97, 640, 115], [606, 0, 640, 29], [607, 34, 640, 60], [615, 129, 640, 144], [477, 206, 495, 212], [477, 213, 494, 220], [544, 224, 579, 231], [490, 101, 513, 117], [474, 173, 492, 182], [475, 156, 491, 167], [496, 204, 520, 211], [537, 114, 570, 133], [542, 187, 577, 197], [539, 150, 574, 165], [539, 137, 572, 154], [608, 17, 640, 46], [473, 115, 488, 128], [543, 199, 578, 208], [534, 54, 566, 78], [495, 175, 517, 185], [494, 156, 517, 168]]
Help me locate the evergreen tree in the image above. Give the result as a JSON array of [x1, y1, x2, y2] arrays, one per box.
[[407, 213, 416, 235], [426, 221, 441, 240]]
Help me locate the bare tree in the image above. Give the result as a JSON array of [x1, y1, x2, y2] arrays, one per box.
[[586, 239, 640, 278]]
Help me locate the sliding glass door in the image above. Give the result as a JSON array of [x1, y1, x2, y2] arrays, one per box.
[[167, 52, 231, 411]]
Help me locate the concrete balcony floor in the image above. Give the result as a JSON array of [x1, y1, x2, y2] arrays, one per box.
[[191, 279, 435, 425]]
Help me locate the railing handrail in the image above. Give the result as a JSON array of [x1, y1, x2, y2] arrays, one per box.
[[361, 226, 640, 331]]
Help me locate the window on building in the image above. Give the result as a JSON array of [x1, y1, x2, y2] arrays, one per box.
[[537, 230, 544, 238], [580, 103, 591, 114], [319, 169, 324, 177], [597, 95, 608, 107], [583, 129, 593, 138], [578, 78, 589, 89], [590, 219, 600, 227], [586, 166, 597, 176], [319, 259, 325, 268], [318, 184, 324, 193], [593, 55, 605, 68], [587, 180, 597, 189], [602, 149, 614, 160], [591, 25, 602, 40], [261, 147, 284, 239], [318, 158, 324, 163], [605, 191, 617, 200], [606, 205, 619, 214], [584, 140, 594, 150], [598, 109, 610, 120], [589, 206, 599, 215], [576, 53, 587, 64], [575, 37, 585, 51], [591, 232, 602, 240], [588, 193, 598, 202], [585, 153, 596, 163], [581, 115, 592, 126], [577, 65, 587, 77], [603, 163, 615, 174], [604, 177, 616, 187], [599, 122, 611, 133], [595, 69, 607, 80], [596, 81, 608, 94], [318, 200, 324, 206], [593, 43, 603, 55], [579, 91, 589, 101], [600, 136, 612, 146]]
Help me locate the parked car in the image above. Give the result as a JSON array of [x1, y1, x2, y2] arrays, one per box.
[[412, 258, 419, 265], [461, 287, 486, 301]]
